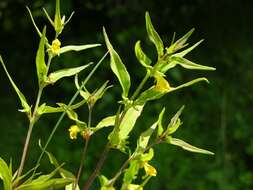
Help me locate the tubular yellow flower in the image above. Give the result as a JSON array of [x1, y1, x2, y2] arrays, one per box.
[[68, 125, 80, 140], [144, 163, 157, 176], [51, 39, 61, 55]]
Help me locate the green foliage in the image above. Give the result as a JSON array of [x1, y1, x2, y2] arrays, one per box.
[[0, 1, 217, 190]]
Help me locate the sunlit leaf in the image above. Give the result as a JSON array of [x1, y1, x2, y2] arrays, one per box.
[[103, 27, 131, 98], [166, 28, 195, 54], [92, 115, 116, 132], [145, 12, 164, 57], [54, 0, 62, 34], [36, 26, 47, 86], [0, 55, 31, 113], [164, 106, 184, 135], [59, 44, 101, 55], [166, 137, 214, 155], [170, 77, 209, 92], [135, 40, 152, 68], [157, 108, 165, 137], [0, 157, 12, 190], [46, 63, 92, 84], [174, 39, 204, 58]]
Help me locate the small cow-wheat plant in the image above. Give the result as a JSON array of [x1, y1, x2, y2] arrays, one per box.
[[0, 1, 215, 190]]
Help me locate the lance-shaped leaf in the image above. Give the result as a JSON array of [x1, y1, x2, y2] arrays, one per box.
[[174, 39, 204, 58], [37, 99, 87, 115], [0, 157, 12, 190], [0, 55, 31, 113], [166, 28, 195, 54], [145, 12, 164, 57], [135, 40, 152, 69], [170, 56, 216, 71], [54, 0, 62, 34], [103, 27, 131, 98], [166, 137, 214, 155], [157, 108, 165, 137], [164, 106, 184, 136], [59, 44, 101, 55], [36, 26, 47, 85], [135, 86, 165, 105], [46, 63, 92, 84], [136, 122, 157, 153], [92, 115, 116, 132], [108, 105, 144, 149]]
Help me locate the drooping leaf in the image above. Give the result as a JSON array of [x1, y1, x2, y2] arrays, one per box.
[[59, 44, 101, 55], [0, 55, 31, 113], [92, 115, 116, 132], [0, 157, 12, 190], [26, 6, 43, 38], [36, 26, 47, 86], [46, 63, 92, 84], [145, 12, 164, 57], [166, 28, 195, 54], [166, 137, 214, 155], [103, 27, 131, 98], [135, 41, 152, 69]]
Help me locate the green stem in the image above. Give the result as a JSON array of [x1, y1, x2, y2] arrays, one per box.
[[32, 52, 108, 178], [16, 86, 43, 180], [130, 72, 150, 100]]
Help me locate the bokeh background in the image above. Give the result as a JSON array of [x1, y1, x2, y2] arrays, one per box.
[[0, 0, 253, 189]]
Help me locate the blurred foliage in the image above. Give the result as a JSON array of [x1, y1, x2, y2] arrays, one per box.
[[0, 0, 253, 189]]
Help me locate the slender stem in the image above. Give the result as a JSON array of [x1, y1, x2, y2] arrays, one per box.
[[16, 85, 43, 180], [130, 72, 150, 100], [73, 108, 92, 190], [73, 138, 90, 190], [32, 52, 109, 178], [82, 144, 110, 190]]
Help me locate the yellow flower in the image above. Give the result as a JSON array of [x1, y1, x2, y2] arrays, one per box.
[[143, 162, 157, 176], [154, 73, 171, 92], [68, 125, 80, 140], [51, 39, 61, 55]]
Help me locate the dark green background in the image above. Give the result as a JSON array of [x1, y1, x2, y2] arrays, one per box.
[[0, 0, 253, 189]]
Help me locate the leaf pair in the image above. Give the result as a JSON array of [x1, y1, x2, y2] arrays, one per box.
[[158, 106, 214, 155]]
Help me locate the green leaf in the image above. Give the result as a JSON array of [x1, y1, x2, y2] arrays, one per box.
[[42, 8, 54, 27], [122, 160, 139, 185], [0, 55, 31, 113], [166, 137, 214, 155], [164, 106, 184, 135], [59, 44, 101, 55], [0, 157, 12, 190], [37, 99, 87, 115], [135, 41, 152, 68], [36, 26, 47, 85], [145, 12, 164, 57], [109, 105, 144, 149], [174, 39, 204, 58], [135, 86, 165, 105], [46, 63, 92, 84], [136, 122, 157, 153], [54, 0, 62, 34], [92, 115, 116, 132], [171, 56, 216, 71], [157, 108, 165, 137], [166, 28, 195, 54], [103, 27, 131, 98], [26, 6, 42, 38], [170, 77, 210, 92]]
